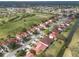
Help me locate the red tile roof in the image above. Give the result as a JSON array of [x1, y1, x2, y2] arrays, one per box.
[[32, 32, 58, 54], [0, 42, 2, 46], [53, 28, 60, 33], [8, 38, 16, 43], [1, 41, 7, 45], [49, 31, 58, 39], [40, 36, 53, 46], [18, 32, 28, 37], [33, 41, 47, 53], [26, 51, 35, 57]]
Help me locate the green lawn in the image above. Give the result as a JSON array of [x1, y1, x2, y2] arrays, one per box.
[[0, 13, 51, 40], [44, 39, 64, 57]]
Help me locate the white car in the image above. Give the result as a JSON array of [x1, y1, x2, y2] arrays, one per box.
[[0, 47, 4, 53], [31, 41, 37, 44], [58, 27, 63, 31], [26, 45, 32, 50], [34, 39, 39, 42]]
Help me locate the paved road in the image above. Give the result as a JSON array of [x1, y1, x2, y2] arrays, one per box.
[[49, 17, 67, 31], [4, 16, 68, 57], [57, 18, 79, 57], [4, 31, 44, 57]]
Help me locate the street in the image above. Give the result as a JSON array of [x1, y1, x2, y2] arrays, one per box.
[[4, 16, 69, 57]]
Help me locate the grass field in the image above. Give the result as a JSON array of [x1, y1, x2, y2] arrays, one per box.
[[0, 13, 52, 40], [61, 19, 79, 57], [63, 28, 79, 57], [60, 19, 77, 57], [44, 39, 64, 57]]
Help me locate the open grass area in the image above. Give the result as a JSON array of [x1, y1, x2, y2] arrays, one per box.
[[59, 20, 79, 57], [63, 48, 72, 57], [44, 39, 64, 57], [63, 28, 79, 57], [0, 13, 52, 40], [58, 19, 77, 57]]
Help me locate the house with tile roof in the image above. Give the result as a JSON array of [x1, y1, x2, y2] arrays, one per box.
[[31, 36, 54, 54], [26, 34, 57, 56], [26, 50, 36, 57], [16, 32, 28, 40]]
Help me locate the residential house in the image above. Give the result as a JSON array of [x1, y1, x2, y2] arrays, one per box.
[[39, 23, 47, 30], [16, 32, 28, 40], [7, 38, 18, 44], [64, 22, 71, 27], [49, 30, 58, 40], [26, 50, 35, 57], [33, 27, 40, 32], [0, 42, 2, 46], [48, 19, 53, 24], [27, 30, 33, 35], [32, 36, 53, 54]]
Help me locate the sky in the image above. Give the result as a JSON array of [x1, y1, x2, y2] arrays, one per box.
[[0, 0, 79, 1]]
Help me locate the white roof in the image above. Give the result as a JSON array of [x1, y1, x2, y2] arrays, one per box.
[[32, 41, 37, 44], [66, 23, 70, 26], [45, 22, 49, 24], [26, 49, 30, 52], [49, 34, 54, 39], [34, 39, 38, 40], [49, 20, 52, 22], [58, 27, 63, 31], [26, 45, 32, 49], [40, 24, 45, 27]]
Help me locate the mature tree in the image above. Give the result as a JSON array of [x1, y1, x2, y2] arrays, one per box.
[[33, 30, 39, 35], [57, 34, 66, 40], [0, 53, 4, 57], [8, 42, 21, 50], [44, 29, 50, 35], [16, 49, 26, 57]]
